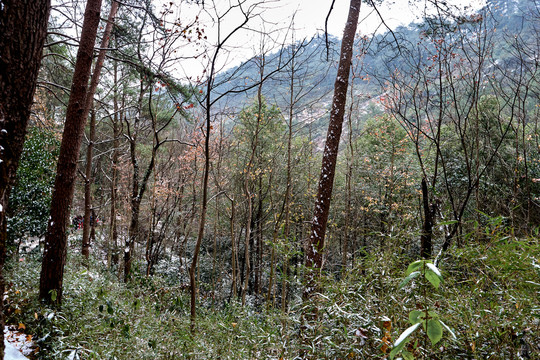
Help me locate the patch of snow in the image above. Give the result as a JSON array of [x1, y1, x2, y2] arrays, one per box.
[[393, 323, 421, 348], [4, 341, 29, 360], [4, 326, 34, 359], [426, 262, 441, 276], [66, 350, 80, 360]]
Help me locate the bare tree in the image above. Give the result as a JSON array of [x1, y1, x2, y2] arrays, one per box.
[[381, 2, 516, 259], [121, 0, 196, 282], [82, 0, 120, 258], [189, 0, 252, 333]]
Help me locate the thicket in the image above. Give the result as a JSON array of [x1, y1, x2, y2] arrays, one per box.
[[3, 0, 540, 358], [4, 227, 539, 359]]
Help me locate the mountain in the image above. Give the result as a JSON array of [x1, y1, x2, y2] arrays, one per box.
[[211, 0, 533, 142]]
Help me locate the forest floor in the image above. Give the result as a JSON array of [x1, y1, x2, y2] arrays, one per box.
[[4, 325, 35, 359], [3, 232, 539, 359]]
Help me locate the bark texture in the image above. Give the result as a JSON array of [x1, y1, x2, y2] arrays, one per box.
[[303, 0, 361, 300], [0, 1, 51, 355], [40, 0, 103, 304]]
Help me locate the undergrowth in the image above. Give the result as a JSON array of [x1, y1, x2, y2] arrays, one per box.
[[4, 233, 539, 359]]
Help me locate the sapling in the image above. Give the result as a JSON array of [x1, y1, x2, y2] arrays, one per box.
[[389, 260, 456, 359]]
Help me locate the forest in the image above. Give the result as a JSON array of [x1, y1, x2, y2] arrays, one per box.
[[0, 0, 539, 359]]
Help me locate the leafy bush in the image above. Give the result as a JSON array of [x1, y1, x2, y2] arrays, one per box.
[[7, 127, 59, 249]]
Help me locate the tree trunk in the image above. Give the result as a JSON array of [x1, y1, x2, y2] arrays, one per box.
[[229, 198, 237, 298], [108, 56, 121, 268], [190, 99, 211, 334], [145, 171, 158, 276], [343, 69, 356, 271], [241, 186, 253, 305], [80, 1, 119, 260], [82, 110, 96, 258], [254, 181, 263, 295], [124, 82, 158, 282], [303, 0, 361, 300], [420, 178, 433, 259], [39, 0, 103, 305], [124, 193, 140, 281], [0, 1, 51, 355], [281, 54, 295, 312]]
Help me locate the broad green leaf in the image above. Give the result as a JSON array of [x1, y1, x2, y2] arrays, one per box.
[[426, 319, 443, 345], [50, 290, 57, 302], [427, 310, 439, 320], [409, 310, 424, 325], [402, 350, 415, 360], [389, 336, 409, 360], [390, 323, 421, 359], [406, 260, 424, 276], [400, 271, 420, 289], [425, 269, 441, 288]]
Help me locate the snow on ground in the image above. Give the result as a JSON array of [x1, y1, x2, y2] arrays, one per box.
[[4, 341, 28, 360], [4, 326, 34, 360]]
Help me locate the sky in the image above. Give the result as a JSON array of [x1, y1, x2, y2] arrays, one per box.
[[168, 0, 487, 79], [49, 0, 486, 81]]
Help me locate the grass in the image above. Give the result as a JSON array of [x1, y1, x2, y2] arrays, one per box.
[[4, 232, 539, 359]]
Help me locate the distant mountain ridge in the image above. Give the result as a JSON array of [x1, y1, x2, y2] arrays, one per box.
[[212, 0, 531, 141]]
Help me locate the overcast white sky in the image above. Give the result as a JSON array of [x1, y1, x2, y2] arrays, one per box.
[[169, 0, 486, 79], [49, 0, 487, 80], [259, 0, 485, 37]]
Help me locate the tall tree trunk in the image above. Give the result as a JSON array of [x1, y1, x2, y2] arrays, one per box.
[[108, 55, 121, 268], [0, 1, 51, 355], [39, 0, 103, 305], [83, 1, 119, 258], [190, 47, 215, 333], [124, 194, 140, 282], [241, 63, 265, 304], [241, 186, 253, 305], [190, 6, 252, 332], [303, 0, 361, 300], [254, 180, 263, 295], [190, 97, 211, 335], [211, 197, 219, 299], [124, 81, 158, 282], [82, 110, 96, 258], [230, 198, 238, 298], [124, 122, 159, 282], [343, 66, 356, 271], [281, 53, 295, 312]]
